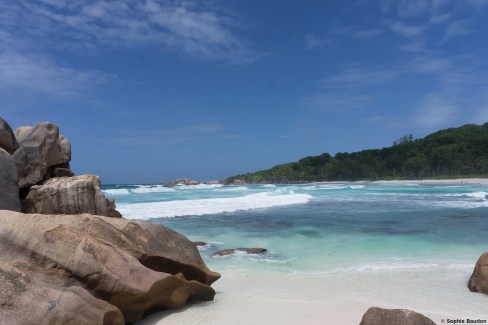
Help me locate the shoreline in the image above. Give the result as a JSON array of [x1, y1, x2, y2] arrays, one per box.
[[137, 267, 488, 325]]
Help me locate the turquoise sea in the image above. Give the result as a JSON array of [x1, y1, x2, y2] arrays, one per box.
[[103, 182, 488, 275]]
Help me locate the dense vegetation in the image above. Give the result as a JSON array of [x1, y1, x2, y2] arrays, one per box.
[[224, 123, 488, 183]]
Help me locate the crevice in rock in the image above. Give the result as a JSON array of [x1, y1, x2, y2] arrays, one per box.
[[139, 255, 208, 285]]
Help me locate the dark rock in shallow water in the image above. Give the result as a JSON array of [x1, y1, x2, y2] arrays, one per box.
[[213, 248, 268, 256], [359, 307, 436, 325], [0, 211, 220, 324], [193, 241, 209, 246], [469, 252, 488, 293], [0, 148, 21, 212]]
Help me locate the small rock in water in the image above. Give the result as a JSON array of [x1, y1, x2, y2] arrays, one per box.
[[193, 241, 209, 246], [213, 248, 267, 256]]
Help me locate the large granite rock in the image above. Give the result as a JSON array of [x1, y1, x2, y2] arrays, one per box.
[[468, 252, 488, 293], [0, 148, 21, 212], [22, 175, 116, 217], [359, 307, 436, 325], [0, 117, 19, 154], [12, 122, 72, 189], [0, 211, 220, 324]]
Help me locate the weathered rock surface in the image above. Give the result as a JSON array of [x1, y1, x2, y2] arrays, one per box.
[[13, 122, 72, 189], [213, 248, 268, 256], [0, 148, 21, 212], [50, 166, 75, 178], [0, 117, 19, 154], [468, 252, 488, 293], [21, 175, 117, 217], [359, 307, 436, 325], [0, 211, 220, 324]]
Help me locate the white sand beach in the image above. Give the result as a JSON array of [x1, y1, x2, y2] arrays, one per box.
[[138, 267, 488, 325]]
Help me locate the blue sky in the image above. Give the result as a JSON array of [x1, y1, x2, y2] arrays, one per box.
[[1, 0, 488, 183]]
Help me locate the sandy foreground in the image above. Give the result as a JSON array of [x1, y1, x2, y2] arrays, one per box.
[[138, 268, 488, 325]]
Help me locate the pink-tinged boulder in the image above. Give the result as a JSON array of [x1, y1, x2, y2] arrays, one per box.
[[359, 307, 436, 325], [21, 174, 116, 217], [0, 148, 21, 212], [12, 122, 72, 188], [0, 211, 220, 324], [0, 262, 124, 325], [0, 117, 19, 154], [468, 252, 488, 293]]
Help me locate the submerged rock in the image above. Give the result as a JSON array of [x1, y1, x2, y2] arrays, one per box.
[[359, 307, 436, 325], [468, 252, 488, 293], [21, 174, 116, 216], [193, 241, 209, 246], [0, 148, 21, 212], [0, 211, 220, 324], [213, 248, 268, 256]]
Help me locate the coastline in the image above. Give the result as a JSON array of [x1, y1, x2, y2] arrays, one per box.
[[138, 267, 488, 325], [310, 178, 488, 186]]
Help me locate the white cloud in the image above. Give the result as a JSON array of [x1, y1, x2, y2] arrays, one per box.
[[0, 50, 111, 96], [388, 21, 427, 37], [304, 33, 331, 50], [0, 0, 260, 64], [441, 19, 472, 43], [414, 93, 459, 128]]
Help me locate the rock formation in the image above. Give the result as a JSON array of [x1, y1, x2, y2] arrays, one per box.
[[468, 252, 488, 293], [0, 211, 220, 324], [213, 248, 268, 256], [12, 122, 72, 189], [21, 174, 118, 217], [0, 117, 19, 154], [0, 148, 21, 211], [359, 307, 436, 325]]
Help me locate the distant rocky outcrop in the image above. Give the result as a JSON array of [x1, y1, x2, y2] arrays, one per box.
[[359, 307, 436, 325], [213, 248, 268, 256], [161, 178, 222, 187], [162, 178, 201, 186], [468, 252, 488, 293], [0, 211, 220, 324], [12, 122, 72, 189], [21, 175, 119, 217]]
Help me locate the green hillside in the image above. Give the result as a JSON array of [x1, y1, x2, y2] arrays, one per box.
[[224, 123, 488, 184]]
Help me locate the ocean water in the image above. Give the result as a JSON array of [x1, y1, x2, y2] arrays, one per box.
[[103, 182, 488, 275]]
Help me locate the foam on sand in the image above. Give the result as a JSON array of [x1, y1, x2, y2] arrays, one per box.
[[118, 192, 313, 219]]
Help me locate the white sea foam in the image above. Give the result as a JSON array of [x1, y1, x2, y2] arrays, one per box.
[[102, 188, 131, 195], [432, 200, 488, 209], [131, 185, 176, 193], [177, 184, 224, 190], [214, 186, 248, 192], [118, 192, 313, 219], [261, 184, 276, 188], [449, 191, 488, 200]]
